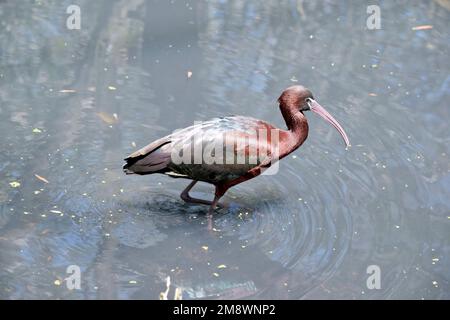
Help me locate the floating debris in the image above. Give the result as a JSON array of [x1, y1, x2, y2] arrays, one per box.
[[212, 272, 219, 277], [129, 280, 137, 284], [59, 89, 77, 93], [201, 246, 209, 251], [187, 70, 193, 78], [217, 264, 227, 269], [368, 93, 378, 96], [412, 25, 433, 31], [32, 128, 42, 133], [108, 85, 117, 91], [96, 112, 118, 124], [54, 280, 62, 286], [50, 210, 62, 214], [9, 181, 21, 188], [34, 174, 49, 184]]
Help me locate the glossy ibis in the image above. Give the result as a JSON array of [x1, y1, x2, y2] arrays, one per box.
[[123, 85, 350, 214]]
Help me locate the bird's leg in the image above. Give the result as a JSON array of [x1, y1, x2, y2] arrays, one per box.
[[207, 185, 228, 214], [207, 193, 223, 215], [206, 190, 226, 231], [180, 180, 224, 208]]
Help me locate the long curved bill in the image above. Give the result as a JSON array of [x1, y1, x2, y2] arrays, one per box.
[[307, 99, 351, 147]]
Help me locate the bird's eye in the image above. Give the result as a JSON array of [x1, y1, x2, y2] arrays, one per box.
[[305, 98, 313, 110]]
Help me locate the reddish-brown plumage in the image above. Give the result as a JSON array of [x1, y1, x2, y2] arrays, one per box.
[[124, 85, 350, 214]]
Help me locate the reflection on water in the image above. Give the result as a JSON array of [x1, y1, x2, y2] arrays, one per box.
[[0, 0, 449, 299]]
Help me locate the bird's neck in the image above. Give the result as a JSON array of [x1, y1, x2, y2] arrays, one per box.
[[279, 103, 309, 156]]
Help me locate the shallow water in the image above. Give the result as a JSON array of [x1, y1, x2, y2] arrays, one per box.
[[0, 0, 449, 299]]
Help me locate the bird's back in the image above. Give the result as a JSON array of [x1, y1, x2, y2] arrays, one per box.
[[123, 116, 281, 184]]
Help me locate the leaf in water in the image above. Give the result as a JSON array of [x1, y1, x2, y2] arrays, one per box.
[[34, 174, 49, 184], [96, 112, 118, 124], [412, 25, 433, 31], [434, 0, 450, 11], [9, 181, 21, 188], [32, 128, 42, 133]]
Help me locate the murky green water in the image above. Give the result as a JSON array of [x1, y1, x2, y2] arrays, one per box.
[[0, 0, 449, 299]]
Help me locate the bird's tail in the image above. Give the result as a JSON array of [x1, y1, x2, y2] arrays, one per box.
[[122, 152, 171, 175], [122, 163, 136, 175]]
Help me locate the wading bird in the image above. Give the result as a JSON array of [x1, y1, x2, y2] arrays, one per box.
[[123, 85, 350, 214]]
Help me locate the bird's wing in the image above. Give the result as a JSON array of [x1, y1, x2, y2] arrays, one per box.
[[123, 116, 281, 178], [162, 116, 281, 181], [168, 116, 278, 161]]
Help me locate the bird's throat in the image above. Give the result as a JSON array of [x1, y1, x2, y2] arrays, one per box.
[[279, 104, 309, 157]]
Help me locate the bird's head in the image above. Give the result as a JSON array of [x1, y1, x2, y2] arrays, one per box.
[[278, 85, 314, 111], [278, 85, 350, 147]]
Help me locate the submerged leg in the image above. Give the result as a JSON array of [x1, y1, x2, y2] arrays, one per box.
[[180, 180, 224, 208], [207, 184, 229, 215], [207, 191, 226, 231], [207, 193, 223, 215]]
